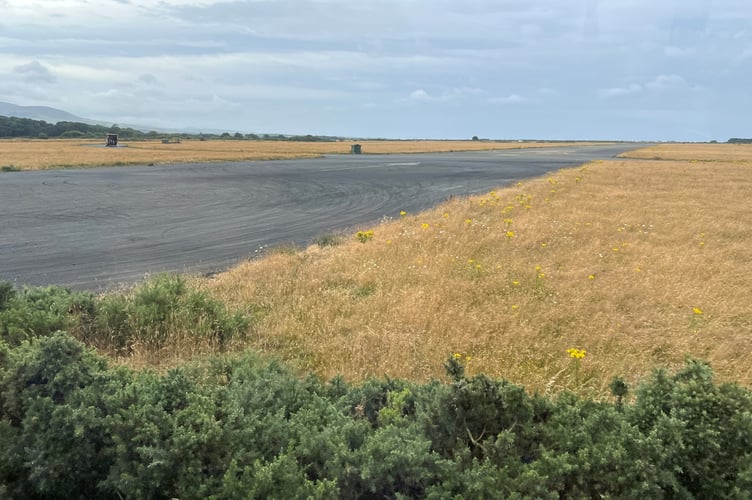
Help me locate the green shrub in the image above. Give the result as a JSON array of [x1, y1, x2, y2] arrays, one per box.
[[629, 359, 752, 496], [94, 274, 250, 354], [417, 366, 545, 464], [2, 332, 752, 498], [0, 333, 117, 497], [312, 233, 342, 247], [0, 283, 96, 346], [0, 281, 15, 310]]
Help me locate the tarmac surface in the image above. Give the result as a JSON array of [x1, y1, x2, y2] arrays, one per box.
[[1, 143, 644, 290]]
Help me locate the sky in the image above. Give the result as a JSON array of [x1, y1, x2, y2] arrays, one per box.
[[1, 0, 751, 141]]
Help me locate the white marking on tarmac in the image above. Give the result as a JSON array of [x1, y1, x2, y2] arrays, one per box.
[[386, 162, 421, 166]]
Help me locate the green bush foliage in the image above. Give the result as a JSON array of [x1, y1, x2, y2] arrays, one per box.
[[94, 274, 250, 353], [0, 276, 249, 355], [1, 330, 752, 498], [0, 284, 95, 346]]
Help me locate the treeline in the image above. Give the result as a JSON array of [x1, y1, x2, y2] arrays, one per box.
[[728, 138, 752, 144], [2, 278, 752, 498], [0, 115, 344, 142], [0, 116, 152, 140]]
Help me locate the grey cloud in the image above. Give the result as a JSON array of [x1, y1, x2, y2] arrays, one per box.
[[2, 0, 750, 140], [138, 73, 159, 85], [13, 60, 56, 83]]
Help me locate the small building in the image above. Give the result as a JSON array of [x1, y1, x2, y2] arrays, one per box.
[[350, 143, 362, 154], [106, 134, 118, 147]]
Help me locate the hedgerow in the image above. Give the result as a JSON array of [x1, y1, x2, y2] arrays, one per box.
[[1, 330, 752, 498]]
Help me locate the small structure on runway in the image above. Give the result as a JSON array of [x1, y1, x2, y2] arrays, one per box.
[[105, 134, 118, 147]]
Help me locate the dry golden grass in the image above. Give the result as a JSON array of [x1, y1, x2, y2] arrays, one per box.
[[621, 142, 752, 162], [0, 138, 599, 170], [158, 147, 752, 398]]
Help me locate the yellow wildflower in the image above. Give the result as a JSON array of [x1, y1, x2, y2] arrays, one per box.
[[566, 348, 587, 359], [356, 230, 374, 243]]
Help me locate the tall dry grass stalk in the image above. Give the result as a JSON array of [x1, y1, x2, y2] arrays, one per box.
[[191, 145, 752, 397], [0, 139, 599, 170]]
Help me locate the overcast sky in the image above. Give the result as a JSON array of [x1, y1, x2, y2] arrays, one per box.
[[1, 0, 750, 140]]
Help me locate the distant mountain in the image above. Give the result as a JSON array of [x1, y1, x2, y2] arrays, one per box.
[[0, 101, 102, 125], [0, 101, 182, 133]]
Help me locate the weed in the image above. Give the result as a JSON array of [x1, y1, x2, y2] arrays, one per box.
[[312, 233, 342, 247], [356, 230, 374, 243]]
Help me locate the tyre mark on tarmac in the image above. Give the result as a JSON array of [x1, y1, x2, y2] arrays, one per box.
[[0, 144, 645, 290]]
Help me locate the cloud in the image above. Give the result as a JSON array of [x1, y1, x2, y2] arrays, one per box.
[[0, 0, 750, 139], [489, 94, 526, 104], [138, 73, 159, 85], [409, 89, 431, 101], [664, 46, 694, 57], [644, 74, 690, 91], [408, 87, 485, 103], [599, 84, 642, 98], [13, 60, 56, 83], [599, 75, 697, 98]]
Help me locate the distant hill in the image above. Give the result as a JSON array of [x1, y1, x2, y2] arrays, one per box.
[[0, 101, 171, 132], [0, 101, 101, 125]]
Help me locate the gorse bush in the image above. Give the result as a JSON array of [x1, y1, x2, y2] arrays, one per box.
[[1, 332, 751, 498], [0, 284, 95, 346], [0, 275, 250, 355], [94, 274, 250, 354]]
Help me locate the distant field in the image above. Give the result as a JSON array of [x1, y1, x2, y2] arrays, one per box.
[[103, 142, 752, 397], [0, 138, 606, 170], [620, 142, 752, 162]]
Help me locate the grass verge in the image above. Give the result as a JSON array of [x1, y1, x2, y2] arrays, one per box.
[[191, 144, 752, 397], [1, 139, 606, 170]]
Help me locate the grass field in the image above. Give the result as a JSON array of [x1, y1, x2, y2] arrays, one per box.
[[106, 143, 752, 398], [619, 142, 752, 162], [0, 138, 604, 170]]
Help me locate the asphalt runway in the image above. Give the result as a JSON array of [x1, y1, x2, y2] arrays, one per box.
[[0, 144, 644, 290]]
